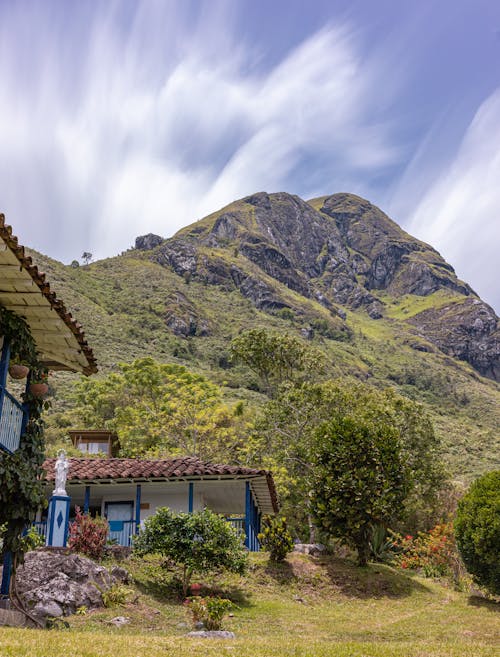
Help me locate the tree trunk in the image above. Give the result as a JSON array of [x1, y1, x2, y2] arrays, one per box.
[[308, 514, 317, 544]]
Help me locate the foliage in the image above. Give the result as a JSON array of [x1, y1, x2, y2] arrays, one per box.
[[390, 522, 463, 580], [68, 507, 109, 561], [258, 516, 294, 562], [230, 328, 323, 395], [20, 526, 45, 552], [185, 595, 232, 630], [455, 470, 500, 595], [249, 379, 445, 540], [133, 507, 247, 596], [73, 357, 248, 460], [309, 416, 409, 566], [101, 584, 133, 607], [0, 306, 47, 561]]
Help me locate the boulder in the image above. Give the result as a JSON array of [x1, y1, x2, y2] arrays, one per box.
[[293, 543, 328, 556], [15, 549, 130, 622]]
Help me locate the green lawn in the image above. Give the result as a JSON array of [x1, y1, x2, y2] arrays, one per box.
[[0, 553, 498, 657]]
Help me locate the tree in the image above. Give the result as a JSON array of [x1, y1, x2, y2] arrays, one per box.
[[81, 252, 93, 265], [309, 416, 410, 566], [133, 508, 247, 595], [248, 379, 445, 540], [230, 328, 323, 396], [455, 470, 500, 595], [73, 357, 248, 460]]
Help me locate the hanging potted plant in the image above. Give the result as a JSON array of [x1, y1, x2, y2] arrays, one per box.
[[8, 361, 30, 380], [29, 370, 49, 398]]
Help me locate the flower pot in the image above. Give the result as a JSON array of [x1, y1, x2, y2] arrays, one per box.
[[8, 364, 30, 380], [29, 383, 49, 398]]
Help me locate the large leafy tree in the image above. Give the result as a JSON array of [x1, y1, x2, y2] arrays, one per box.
[[455, 470, 500, 595], [309, 416, 410, 566], [230, 328, 323, 396], [248, 379, 445, 539], [73, 357, 248, 460]]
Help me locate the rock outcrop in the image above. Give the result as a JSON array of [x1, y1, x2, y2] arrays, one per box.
[[16, 549, 129, 622], [139, 191, 499, 381]]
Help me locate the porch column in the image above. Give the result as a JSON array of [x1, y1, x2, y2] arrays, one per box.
[[83, 486, 91, 514], [188, 482, 194, 513], [0, 340, 10, 429], [0, 551, 12, 597], [244, 482, 251, 550], [135, 484, 141, 533]]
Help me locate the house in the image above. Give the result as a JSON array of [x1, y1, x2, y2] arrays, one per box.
[[0, 214, 97, 597], [0, 214, 97, 454], [39, 455, 278, 551]]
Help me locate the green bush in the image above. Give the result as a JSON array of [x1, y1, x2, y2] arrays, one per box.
[[102, 584, 133, 608], [133, 508, 247, 596], [186, 596, 232, 630], [455, 470, 500, 595], [258, 516, 294, 562]]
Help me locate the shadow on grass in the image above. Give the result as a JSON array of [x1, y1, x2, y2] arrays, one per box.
[[320, 557, 431, 599], [263, 559, 297, 585], [468, 595, 499, 612]]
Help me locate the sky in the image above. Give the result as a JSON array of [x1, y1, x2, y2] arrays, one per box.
[[0, 0, 499, 311]]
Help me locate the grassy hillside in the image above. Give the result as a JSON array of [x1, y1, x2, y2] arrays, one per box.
[[28, 245, 499, 481], [1, 552, 498, 656]]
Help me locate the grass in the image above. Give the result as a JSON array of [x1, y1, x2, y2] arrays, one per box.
[[1, 553, 498, 657]]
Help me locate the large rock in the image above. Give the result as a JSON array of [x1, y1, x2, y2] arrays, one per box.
[[16, 549, 128, 622]]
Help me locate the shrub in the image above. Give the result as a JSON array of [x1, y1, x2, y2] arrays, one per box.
[[186, 595, 232, 630], [133, 508, 247, 596], [391, 522, 462, 579], [68, 507, 109, 561], [258, 516, 294, 562], [455, 470, 500, 595], [102, 584, 133, 608]]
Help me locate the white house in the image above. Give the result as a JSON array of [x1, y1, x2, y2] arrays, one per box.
[[40, 454, 278, 551]]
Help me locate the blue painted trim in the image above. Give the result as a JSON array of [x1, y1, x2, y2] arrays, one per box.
[[0, 340, 10, 388], [188, 482, 194, 513], [47, 497, 55, 546], [62, 496, 71, 546], [244, 482, 251, 549], [0, 341, 10, 453], [1, 551, 12, 596], [84, 486, 91, 514], [135, 484, 141, 532]]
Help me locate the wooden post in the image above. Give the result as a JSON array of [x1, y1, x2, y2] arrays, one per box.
[[83, 486, 91, 514]]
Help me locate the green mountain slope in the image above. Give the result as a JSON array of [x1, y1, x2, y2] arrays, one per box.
[[27, 192, 499, 480]]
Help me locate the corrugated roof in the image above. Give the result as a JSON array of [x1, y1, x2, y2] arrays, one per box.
[[42, 456, 279, 512], [0, 215, 97, 374]]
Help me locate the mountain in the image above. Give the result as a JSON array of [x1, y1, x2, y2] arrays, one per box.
[[27, 192, 499, 480]]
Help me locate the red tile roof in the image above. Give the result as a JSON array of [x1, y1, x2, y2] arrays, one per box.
[[43, 456, 279, 512], [43, 456, 268, 481], [0, 214, 97, 374]]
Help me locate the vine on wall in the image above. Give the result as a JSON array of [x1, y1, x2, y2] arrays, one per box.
[[0, 306, 47, 560]]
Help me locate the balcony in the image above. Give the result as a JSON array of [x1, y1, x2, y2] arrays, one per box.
[[0, 387, 25, 453]]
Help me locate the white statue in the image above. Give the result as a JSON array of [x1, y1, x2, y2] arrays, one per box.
[[53, 450, 69, 496]]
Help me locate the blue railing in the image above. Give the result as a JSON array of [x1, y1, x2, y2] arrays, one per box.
[[0, 388, 25, 454], [227, 516, 260, 551], [227, 517, 245, 536], [108, 520, 136, 547], [31, 520, 47, 540]]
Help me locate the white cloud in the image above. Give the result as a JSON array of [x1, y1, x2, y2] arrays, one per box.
[[407, 89, 500, 311], [0, 6, 402, 264]]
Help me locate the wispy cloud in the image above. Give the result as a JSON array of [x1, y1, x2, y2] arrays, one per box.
[[0, 3, 401, 262], [407, 89, 500, 311]]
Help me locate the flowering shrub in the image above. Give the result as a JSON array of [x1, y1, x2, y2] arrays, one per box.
[[185, 595, 232, 630], [391, 522, 462, 578], [258, 516, 294, 562], [68, 507, 109, 561]]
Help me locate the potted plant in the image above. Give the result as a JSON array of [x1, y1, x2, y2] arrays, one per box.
[[8, 361, 30, 380], [29, 370, 49, 398]]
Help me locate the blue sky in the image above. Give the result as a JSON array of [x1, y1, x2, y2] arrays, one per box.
[[0, 0, 499, 310]]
